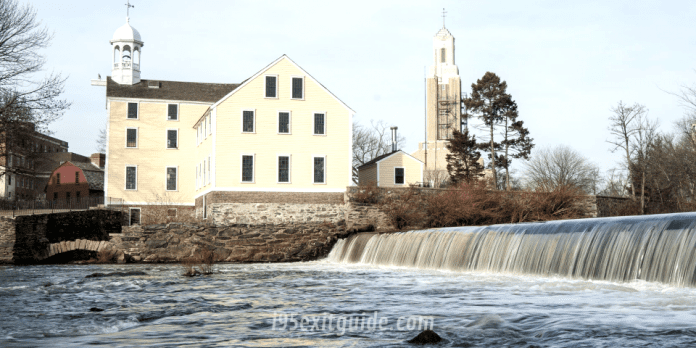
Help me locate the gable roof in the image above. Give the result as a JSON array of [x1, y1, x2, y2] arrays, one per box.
[[209, 54, 355, 114], [357, 150, 424, 170], [51, 161, 105, 191], [106, 77, 240, 103]]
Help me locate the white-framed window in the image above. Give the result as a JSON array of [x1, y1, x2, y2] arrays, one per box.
[[195, 165, 199, 189], [127, 102, 139, 119], [242, 109, 255, 133], [126, 127, 138, 148], [241, 154, 255, 183], [129, 207, 141, 226], [166, 166, 178, 191], [207, 115, 212, 135], [166, 129, 178, 149], [313, 112, 326, 135], [313, 155, 326, 184], [125, 165, 137, 190], [207, 155, 211, 184], [203, 158, 207, 186], [265, 75, 278, 98], [203, 117, 208, 139], [291, 76, 304, 100], [167, 103, 178, 121], [277, 154, 291, 183], [278, 111, 291, 134], [394, 167, 405, 185]]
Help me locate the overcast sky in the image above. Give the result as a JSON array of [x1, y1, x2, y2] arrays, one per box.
[[28, 0, 696, 176]]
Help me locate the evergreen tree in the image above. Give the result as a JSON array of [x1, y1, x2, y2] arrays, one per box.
[[463, 72, 516, 189], [499, 101, 534, 190], [446, 129, 484, 184]]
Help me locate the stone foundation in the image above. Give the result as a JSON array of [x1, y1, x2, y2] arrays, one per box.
[[209, 203, 347, 225], [111, 221, 356, 263], [0, 217, 16, 264]]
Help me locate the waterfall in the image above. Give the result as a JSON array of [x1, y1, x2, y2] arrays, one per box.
[[327, 213, 696, 286]]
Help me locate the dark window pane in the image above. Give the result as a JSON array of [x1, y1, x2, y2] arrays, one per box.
[[441, 48, 446, 63], [395, 168, 405, 184], [126, 166, 136, 189], [279, 112, 290, 133], [168, 104, 178, 120], [126, 129, 137, 147], [314, 157, 325, 183], [265, 76, 277, 98], [130, 209, 140, 225], [57, 173, 60, 184], [75, 171, 79, 183], [314, 113, 325, 134], [278, 156, 289, 182], [167, 167, 177, 190], [167, 130, 178, 148], [242, 155, 253, 182], [292, 78, 303, 99], [243, 111, 254, 132], [128, 103, 138, 118]]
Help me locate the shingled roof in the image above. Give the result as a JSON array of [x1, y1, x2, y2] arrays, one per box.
[[106, 77, 240, 103], [71, 162, 104, 191]]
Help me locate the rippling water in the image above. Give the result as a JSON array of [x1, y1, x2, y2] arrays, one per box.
[[2, 262, 696, 347]]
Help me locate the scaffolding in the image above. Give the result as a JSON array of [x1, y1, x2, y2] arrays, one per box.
[[436, 83, 458, 140]]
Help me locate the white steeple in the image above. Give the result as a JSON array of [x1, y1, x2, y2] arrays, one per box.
[[428, 13, 459, 83], [110, 2, 143, 85]]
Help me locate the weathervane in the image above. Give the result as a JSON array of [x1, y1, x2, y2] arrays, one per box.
[[442, 8, 447, 28], [125, 0, 134, 20]]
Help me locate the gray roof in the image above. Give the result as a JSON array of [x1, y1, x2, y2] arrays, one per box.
[[71, 162, 104, 191], [106, 77, 240, 103]]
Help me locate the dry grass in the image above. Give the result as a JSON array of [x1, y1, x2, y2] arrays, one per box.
[[379, 183, 589, 230], [95, 250, 116, 264], [181, 247, 218, 277]]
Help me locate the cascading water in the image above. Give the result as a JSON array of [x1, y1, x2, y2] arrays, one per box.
[[327, 212, 696, 286]]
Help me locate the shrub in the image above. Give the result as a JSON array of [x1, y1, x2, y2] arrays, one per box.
[[352, 184, 381, 204], [379, 187, 426, 230]]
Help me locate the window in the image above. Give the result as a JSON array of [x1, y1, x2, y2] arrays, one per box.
[[242, 110, 255, 133], [167, 129, 178, 149], [168, 104, 178, 120], [195, 165, 199, 189], [314, 113, 326, 135], [395, 167, 405, 185], [265, 75, 278, 98], [207, 156, 211, 184], [8, 175, 11, 185], [278, 111, 290, 134], [75, 171, 79, 183], [313, 156, 325, 184], [166, 167, 177, 191], [292, 77, 304, 99], [441, 48, 446, 63], [126, 166, 137, 190], [207, 115, 212, 135], [53, 192, 57, 200], [66, 192, 71, 201], [76, 191, 81, 202], [203, 159, 206, 185], [241, 155, 254, 182], [127, 102, 138, 119], [278, 156, 290, 183], [57, 173, 61, 185], [203, 117, 207, 138], [126, 128, 138, 148], [129, 208, 141, 226], [196, 125, 200, 145]]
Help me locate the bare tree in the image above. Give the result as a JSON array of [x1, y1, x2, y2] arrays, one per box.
[[96, 124, 107, 153], [523, 145, 600, 194], [0, 0, 69, 177], [607, 101, 646, 199], [629, 113, 659, 213], [352, 120, 405, 184], [598, 168, 630, 197]]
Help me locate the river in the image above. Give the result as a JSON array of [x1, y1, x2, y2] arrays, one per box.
[[2, 261, 696, 347]]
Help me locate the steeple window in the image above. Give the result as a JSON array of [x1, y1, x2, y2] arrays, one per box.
[[441, 48, 446, 63]]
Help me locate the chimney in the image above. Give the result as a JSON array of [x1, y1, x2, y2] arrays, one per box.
[[390, 126, 398, 152], [91, 153, 105, 169]]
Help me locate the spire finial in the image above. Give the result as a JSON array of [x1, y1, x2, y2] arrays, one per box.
[[442, 8, 447, 28], [125, 0, 134, 21]]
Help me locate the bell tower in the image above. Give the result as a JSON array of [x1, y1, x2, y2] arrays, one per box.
[[412, 10, 463, 185], [110, 2, 143, 85]]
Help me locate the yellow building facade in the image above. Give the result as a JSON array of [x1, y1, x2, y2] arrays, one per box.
[[95, 19, 354, 224], [358, 151, 423, 188]]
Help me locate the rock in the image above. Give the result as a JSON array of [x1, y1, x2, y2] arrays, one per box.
[[131, 255, 141, 262], [408, 330, 442, 344], [85, 271, 147, 278], [89, 307, 104, 312], [116, 251, 126, 264]]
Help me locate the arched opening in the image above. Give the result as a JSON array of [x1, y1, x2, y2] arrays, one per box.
[[113, 46, 120, 67], [122, 45, 132, 68], [133, 47, 140, 70]]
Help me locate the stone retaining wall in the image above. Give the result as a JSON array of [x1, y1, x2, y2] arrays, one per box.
[[0, 217, 16, 264], [111, 221, 355, 263], [209, 203, 348, 225]]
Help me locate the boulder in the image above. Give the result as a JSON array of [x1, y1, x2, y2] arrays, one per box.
[[408, 330, 442, 344]]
